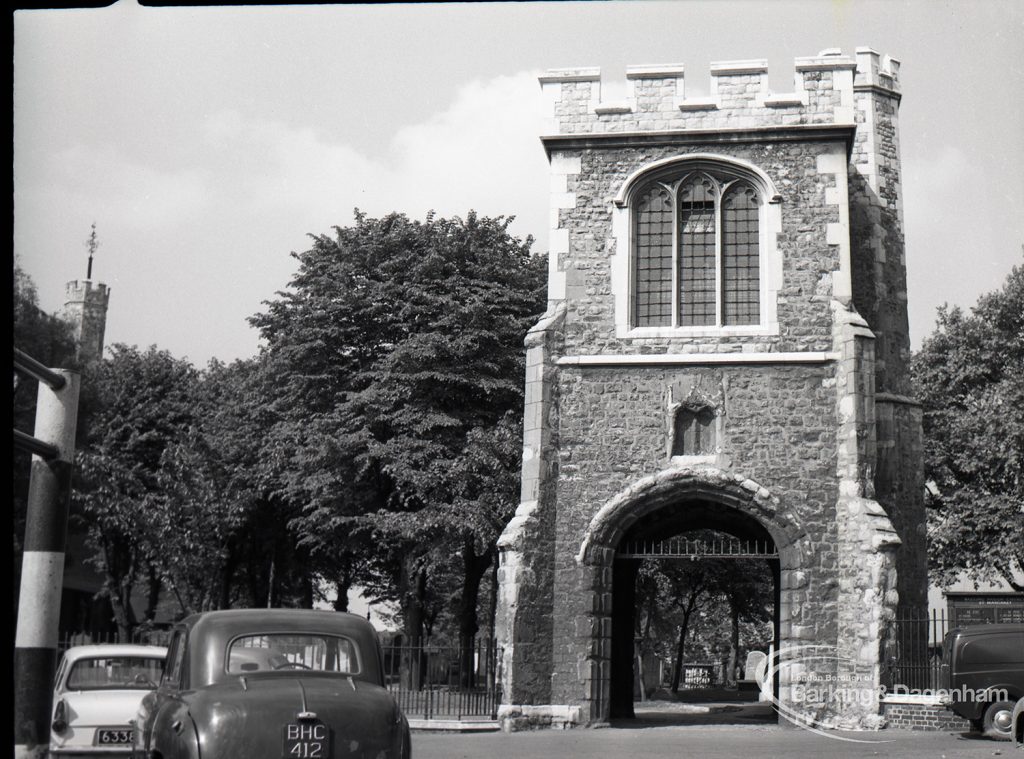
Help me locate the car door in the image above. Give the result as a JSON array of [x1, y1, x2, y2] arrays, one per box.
[[139, 627, 199, 759]]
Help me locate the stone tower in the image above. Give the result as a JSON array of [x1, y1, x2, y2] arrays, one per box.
[[62, 280, 110, 364], [62, 224, 111, 365], [496, 48, 924, 731]]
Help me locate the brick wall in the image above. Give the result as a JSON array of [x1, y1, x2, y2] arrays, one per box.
[[882, 702, 972, 732]]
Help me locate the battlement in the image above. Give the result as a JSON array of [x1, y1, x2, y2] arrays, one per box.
[[540, 48, 900, 137], [64, 279, 111, 305]]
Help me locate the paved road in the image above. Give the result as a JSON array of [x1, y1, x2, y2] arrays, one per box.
[[411, 725, 1016, 759], [410, 704, 1017, 759]]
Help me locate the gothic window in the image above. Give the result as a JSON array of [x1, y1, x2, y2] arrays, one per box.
[[633, 169, 762, 328], [672, 406, 717, 457]]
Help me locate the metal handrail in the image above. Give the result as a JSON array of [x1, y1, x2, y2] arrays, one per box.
[[14, 348, 67, 390], [13, 429, 60, 460]]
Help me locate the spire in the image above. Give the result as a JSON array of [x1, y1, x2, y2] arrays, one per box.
[[86, 222, 99, 280]]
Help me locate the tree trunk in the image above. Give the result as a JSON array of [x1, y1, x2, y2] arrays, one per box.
[[487, 554, 499, 639], [670, 612, 691, 694], [670, 588, 702, 694], [399, 557, 427, 690], [143, 565, 162, 624], [103, 540, 136, 643], [217, 549, 236, 610], [635, 643, 646, 702], [727, 598, 740, 687], [300, 571, 314, 609], [334, 564, 352, 612], [266, 550, 276, 608], [458, 541, 491, 688]]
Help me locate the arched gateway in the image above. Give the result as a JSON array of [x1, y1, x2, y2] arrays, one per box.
[[496, 49, 925, 732]]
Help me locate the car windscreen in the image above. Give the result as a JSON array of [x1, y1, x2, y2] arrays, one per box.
[[66, 656, 165, 691], [227, 634, 361, 675]]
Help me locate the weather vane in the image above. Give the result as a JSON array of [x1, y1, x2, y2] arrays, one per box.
[[86, 223, 98, 279]]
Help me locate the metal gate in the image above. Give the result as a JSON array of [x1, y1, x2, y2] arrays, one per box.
[[617, 536, 778, 560]]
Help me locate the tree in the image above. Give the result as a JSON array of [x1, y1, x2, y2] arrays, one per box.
[[149, 359, 273, 614], [251, 210, 547, 651], [913, 264, 1024, 591], [633, 532, 775, 695], [74, 345, 201, 639]]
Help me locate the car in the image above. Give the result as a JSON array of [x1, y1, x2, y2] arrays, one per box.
[[939, 623, 1024, 741], [1013, 696, 1024, 747], [50, 643, 168, 758], [131, 608, 411, 759]]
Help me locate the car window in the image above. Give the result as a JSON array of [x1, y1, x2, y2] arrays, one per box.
[[53, 656, 67, 690], [65, 656, 164, 691], [226, 634, 360, 675], [162, 630, 187, 687]]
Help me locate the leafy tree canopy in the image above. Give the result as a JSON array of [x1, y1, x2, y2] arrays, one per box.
[[913, 263, 1024, 591], [251, 210, 547, 638]]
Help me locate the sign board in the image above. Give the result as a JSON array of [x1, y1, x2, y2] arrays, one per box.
[[946, 593, 1024, 628]]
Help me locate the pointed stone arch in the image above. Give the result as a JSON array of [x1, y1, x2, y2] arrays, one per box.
[[577, 465, 807, 569], [568, 465, 811, 724]]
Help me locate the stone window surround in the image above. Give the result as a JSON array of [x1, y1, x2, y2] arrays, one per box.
[[610, 153, 784, 341]]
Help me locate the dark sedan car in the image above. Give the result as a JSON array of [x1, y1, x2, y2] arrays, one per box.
[[132, 608, 411, 759]]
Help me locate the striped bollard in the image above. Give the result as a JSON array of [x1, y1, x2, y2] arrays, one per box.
[[14, 369, 80, 758]]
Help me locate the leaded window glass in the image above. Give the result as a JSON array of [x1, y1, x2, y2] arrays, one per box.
[[632, 168, 762, 328], [679, 178, 718, 327], [722, 184, 761, 326], [634, 186, 674, 327]]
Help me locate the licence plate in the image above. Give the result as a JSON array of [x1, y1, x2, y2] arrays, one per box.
[[283, 722, 330, 758], [96, 728, 133, 745]]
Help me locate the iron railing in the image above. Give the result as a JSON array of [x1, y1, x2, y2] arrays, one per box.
[[60, 630, 502, 720], [58, 629, 173, 654], [885, 610, 949, 691], [382, 637, 500, 720]]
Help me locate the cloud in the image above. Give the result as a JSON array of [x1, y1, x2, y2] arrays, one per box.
[[179, 70, 549, 248], [390, 72, 549, 238], [15, 69, 554, 364], [15, 143, 211, 232]]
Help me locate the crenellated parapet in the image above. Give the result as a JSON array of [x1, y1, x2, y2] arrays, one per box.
[[62, 279, 111, 364], [540, 48, 900, 137], [64, 279, 111, 307]]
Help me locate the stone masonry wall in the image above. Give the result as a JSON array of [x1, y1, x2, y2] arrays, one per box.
[[498, 48, 921, 731], [554, 140, 844, 356], [849, 50, 910, 396], [548, 362, 842, 708]]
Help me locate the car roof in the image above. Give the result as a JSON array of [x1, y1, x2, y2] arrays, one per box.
[[174, 609, 383, 688], [951, 623, 1024, 636], [179, 608, 374, 626], [61, 644, 168, 663]]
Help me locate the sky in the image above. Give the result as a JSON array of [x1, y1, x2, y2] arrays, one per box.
[[13, 0, 1024, 367]]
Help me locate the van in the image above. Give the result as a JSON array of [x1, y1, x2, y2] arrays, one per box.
[[940, 623, 1024, 740]]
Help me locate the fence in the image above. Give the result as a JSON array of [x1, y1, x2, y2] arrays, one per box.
[[382, 637, 500, 720], [60, 630, 501, 720], [58, 629, 173, 654], [885, 610, 949, 691]]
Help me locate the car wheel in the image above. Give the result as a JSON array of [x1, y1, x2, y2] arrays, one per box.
[[982, 700, 1015, 741]]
